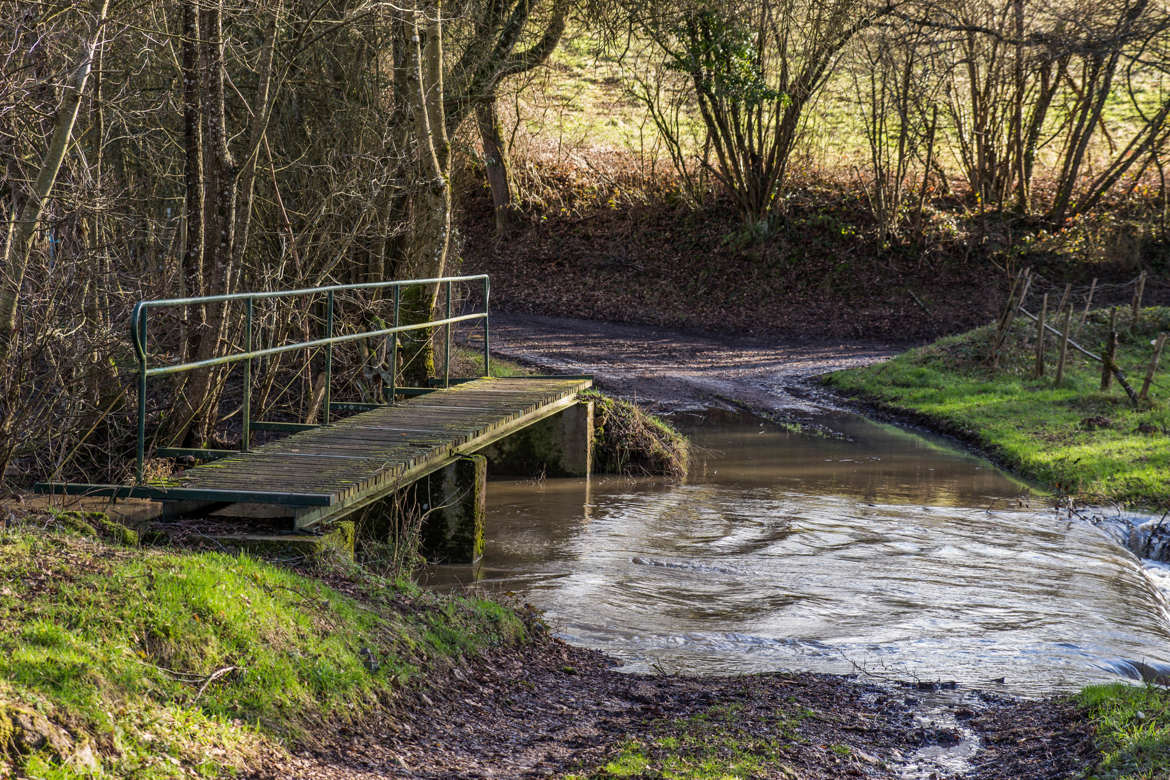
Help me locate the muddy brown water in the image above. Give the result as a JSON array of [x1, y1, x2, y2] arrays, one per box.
[[426, 411, 1170, 697]]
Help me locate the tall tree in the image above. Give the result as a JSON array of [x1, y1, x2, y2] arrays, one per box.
[[622, 0, 898, 224], [0, 0, 110, 357], [176, 0, 286, 446]]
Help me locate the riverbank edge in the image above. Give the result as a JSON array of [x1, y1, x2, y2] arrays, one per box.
[[813, 374, 1056, 499], [0, 504, 1121, 780], [817, 311, 1170, 514]]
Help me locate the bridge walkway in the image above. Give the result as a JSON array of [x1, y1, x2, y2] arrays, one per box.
[[172, 375, 590, 528]]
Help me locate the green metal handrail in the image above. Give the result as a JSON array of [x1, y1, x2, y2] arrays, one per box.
[[131, 274, 490, 483]]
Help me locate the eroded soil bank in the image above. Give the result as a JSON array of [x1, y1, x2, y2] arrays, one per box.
[[459, 185, 1170, 345]]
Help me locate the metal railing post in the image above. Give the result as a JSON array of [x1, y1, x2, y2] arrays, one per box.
[[324, 290, 334, 424], [242, 297, 253, 452], [390, 285, 399, 403], [135, 308, 147, 484], [483, 276, 490, 377], [444, 279, 452, 388]]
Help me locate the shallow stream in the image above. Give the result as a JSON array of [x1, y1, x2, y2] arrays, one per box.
[[427, 411, 1170, 697]]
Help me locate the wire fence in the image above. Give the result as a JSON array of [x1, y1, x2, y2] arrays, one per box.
[[992, 268, 1169, 401]]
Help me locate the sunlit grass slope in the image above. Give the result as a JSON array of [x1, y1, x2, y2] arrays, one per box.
[[0, 513, 525, 778], [1077, 684, 1170, 780], [825, 307, 1170, 509]]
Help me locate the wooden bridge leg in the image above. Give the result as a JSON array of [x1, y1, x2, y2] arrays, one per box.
[[477, 400, 593, 478], [420, 455, 486, 564]]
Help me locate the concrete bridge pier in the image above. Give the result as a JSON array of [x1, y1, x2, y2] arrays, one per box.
[[478, 400, 594, 478], [419, 455, 487, 564]]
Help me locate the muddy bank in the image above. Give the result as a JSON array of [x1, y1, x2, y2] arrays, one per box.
[[250, 632, 1094, 779], [486, 312, 897, 415]]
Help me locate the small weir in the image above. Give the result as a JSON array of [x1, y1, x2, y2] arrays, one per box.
[[428, 410, 1170, 697]]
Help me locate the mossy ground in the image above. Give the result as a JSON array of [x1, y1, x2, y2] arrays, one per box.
[[0, 509, 526, 778], [824, 307, 1170, 510]]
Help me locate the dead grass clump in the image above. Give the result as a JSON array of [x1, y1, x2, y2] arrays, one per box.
[[584, 390, 689, 479]]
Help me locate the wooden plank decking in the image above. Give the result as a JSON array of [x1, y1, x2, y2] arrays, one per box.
[[174, 376, 592, 527]]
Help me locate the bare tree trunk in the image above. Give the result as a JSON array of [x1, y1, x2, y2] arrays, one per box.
[[183, 0, 239, 446], [477, 99, 513, 235], [174, 0, 284, 447], [180, 0, 206, 358], [1011, 0, 1028, 212], [231, 0, 284, 277], [400, 0, 453, 386], [0, 0, 110, 357]]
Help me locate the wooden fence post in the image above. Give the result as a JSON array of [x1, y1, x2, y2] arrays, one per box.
[[1102, 308, 1119, 391], [1034, 293, 1048, 378], [1055, 305, 1073, 385], [1131, 271, 1147, 331], [1139, 334, 1167, 402]]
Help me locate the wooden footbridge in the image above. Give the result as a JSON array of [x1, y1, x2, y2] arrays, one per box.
[[36, 276, 593, 543]]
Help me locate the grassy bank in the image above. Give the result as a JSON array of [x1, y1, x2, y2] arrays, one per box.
[[0, 511, 527, 778], [824, 307, 1170, 510], [1077, 684, 1170, 779]]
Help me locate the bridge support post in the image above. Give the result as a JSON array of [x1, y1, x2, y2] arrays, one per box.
[[478, 400, 593, 478], [420, 454, 486, 564]]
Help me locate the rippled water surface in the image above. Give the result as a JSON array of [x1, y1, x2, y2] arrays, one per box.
[[427, 412, 1170, 695]]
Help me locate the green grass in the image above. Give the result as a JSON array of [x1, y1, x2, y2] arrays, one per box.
[[1078, 684, 1170, 779], [0, 513, 526, 777], [450, 345, 533, 378], [824, 307, 1170, 510], [567, 704, 807, 779]]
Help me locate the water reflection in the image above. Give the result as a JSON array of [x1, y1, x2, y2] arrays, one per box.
[[426, 412, 1170, 695]]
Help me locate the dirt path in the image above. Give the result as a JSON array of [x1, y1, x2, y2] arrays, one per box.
[[488, 312, 900, 414]]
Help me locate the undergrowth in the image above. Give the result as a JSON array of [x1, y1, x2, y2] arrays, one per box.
[[0, 510, 526, 778], [583, 390, 689, 479]]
